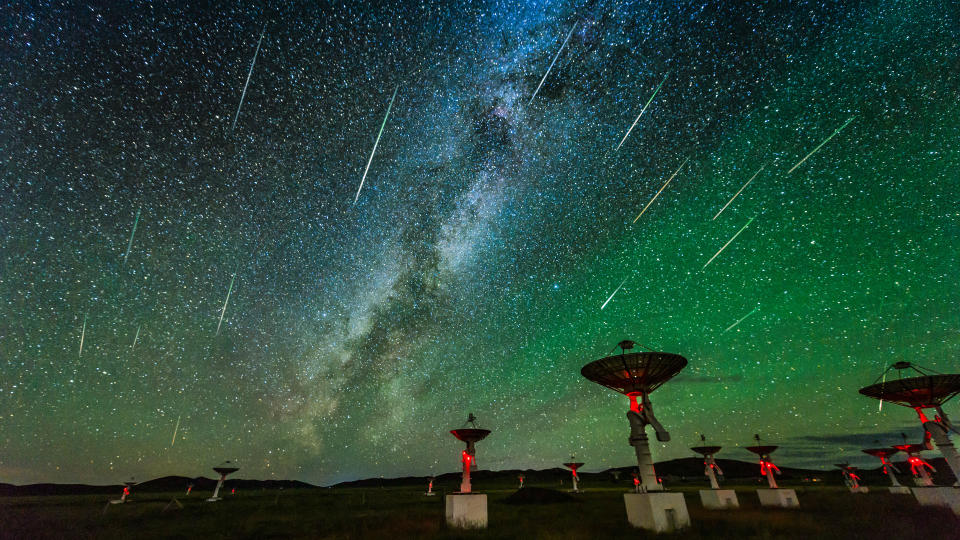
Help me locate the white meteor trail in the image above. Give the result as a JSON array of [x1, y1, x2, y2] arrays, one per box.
[[879, 372, 886, 412], [633, 158, 689, 223], [600, 277, 628, 310], [79, 313, 87, 357], [615, 73, 668, 152], [132, 324, 141, 349], [232, 25, 266, 132], [215, 273, 236, 336], [787, 115, 857, 174], [123, 208, 141, 265], [702, 216, 756, 270], [713, 164, 765, 220], [529, 23, 577, 104], [171, 415, 181, 446], [355, 85, 399, 204], [724, 306, 759, 333]]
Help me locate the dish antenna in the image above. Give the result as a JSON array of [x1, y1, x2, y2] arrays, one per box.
[[893, 440, 936, 488], [862, 446, 910, 494], [581, 340, 690, 531], [110, 477, 136, 505], [446, 413, 491, 529], [745, 434, 799, 508], [835, 463, 868, 493], [207, 461, 239, 502], [859, 362, 960, 482], [860, 362, 960, 513], [562, 456, 585, 493], [691, 434, 738, 509]]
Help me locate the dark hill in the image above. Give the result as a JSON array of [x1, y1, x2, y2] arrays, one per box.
[[0, 476, 314, 497]]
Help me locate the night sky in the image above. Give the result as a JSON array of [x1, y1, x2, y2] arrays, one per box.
[[2, 1, 958, 486]]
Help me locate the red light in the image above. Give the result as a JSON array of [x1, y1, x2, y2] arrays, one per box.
[[906, 455, 934, 475], [123, 487, 130, 495], [627, 393, 642, 413], [759, 459, 780, 476]]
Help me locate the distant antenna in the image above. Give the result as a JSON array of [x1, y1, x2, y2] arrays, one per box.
[[110, 477, 136, 505], [834, 463, 867, 493], [207, 461, 240, 502], [745, 436, 799, 508], [862, 447, 909, 493], [447, 413, 492, 528], [691, 434, 738, 509], [892, 441, 936, 487], [562, 455, 585, 493]]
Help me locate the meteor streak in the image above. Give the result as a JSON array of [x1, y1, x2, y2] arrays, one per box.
[[615, 73, 668, 152], [232, 24, 266, 132], [528, 23, 577, 104], [713, 165, 765, 220], [355, 85, 399, 204], [787, 115, 857, 174], [879, 372, 886, 412], [600, 277, 628, 310], [215, 273, 236, 336], [122, 208, 141, 265], [79, 313, 87, 357], [132, 324, 141, 349], [702, 216, 756, 270], [633, 158, 689, 223], [724, 306, 759, 333], [171, 415, 181, 446]]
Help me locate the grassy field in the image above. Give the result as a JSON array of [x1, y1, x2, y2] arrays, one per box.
[[2, 484, 958, 539]]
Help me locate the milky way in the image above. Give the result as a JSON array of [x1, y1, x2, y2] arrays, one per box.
[[1, 1, 958, 485]]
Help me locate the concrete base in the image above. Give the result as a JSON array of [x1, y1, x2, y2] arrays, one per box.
[[848, 487, 869, 494], [445, 493, 487, 529], [888, 486, 912, 495], [108, 499, 126, 505], [425, 492, 436, 496], [699, 489, 739, 509], [912, 487, 960, 515], [757, 488, 799, 508], [205, 497, 222, 502], [623, 492, 690, 532]]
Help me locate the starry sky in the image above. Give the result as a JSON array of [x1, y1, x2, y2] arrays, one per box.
[[2, 1, 958, 486]]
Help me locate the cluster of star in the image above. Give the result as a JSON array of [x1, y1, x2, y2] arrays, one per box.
[[1, 1, 956, 485]]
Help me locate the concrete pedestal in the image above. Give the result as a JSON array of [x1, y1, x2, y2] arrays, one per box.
[[912, 487, 960, 515], [623, 492, 690, 532], [888, 486, 912, 495], [699, 489, 739, 509], [848, 487, 869, 494], [445, 494, 487, 529], [757, 488, 799, 508]]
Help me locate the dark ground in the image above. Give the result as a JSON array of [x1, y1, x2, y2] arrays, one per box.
[[2, 482, 958, 540]]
